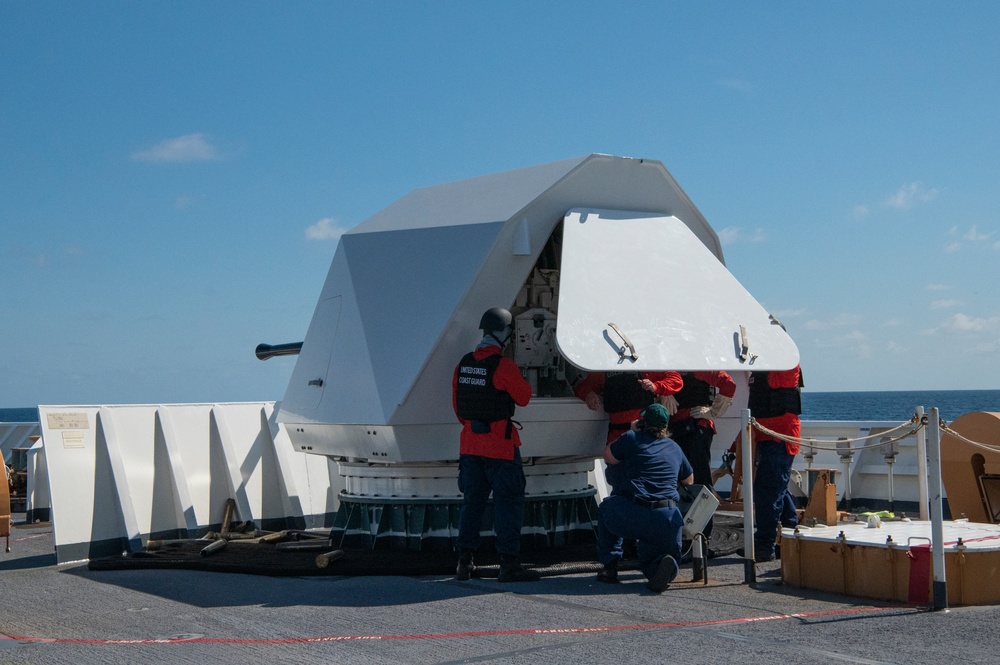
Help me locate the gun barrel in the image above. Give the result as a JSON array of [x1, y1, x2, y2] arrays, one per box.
[[255, 342, 304, 360]]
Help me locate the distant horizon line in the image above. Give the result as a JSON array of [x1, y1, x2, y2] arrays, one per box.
[[3, 387, 1000, 411], [803, 388, 1000, 394]]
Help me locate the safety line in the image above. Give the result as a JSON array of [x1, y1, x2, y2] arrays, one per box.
[[0, 605, 904, 645], [940, 424, 1000, 454], [751, 417, 918, 450]]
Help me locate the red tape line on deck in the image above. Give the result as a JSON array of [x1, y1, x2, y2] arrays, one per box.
[[10, 531, 52, 544], [946, 533, 1000, 546], [0, 605, 904, 645]]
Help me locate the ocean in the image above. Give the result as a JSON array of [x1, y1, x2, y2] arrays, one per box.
[[0, 407, 39, 422], [801, 390, 1000, 422], [2, 390, 999, 425]]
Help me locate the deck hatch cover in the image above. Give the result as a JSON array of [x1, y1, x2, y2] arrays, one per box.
[[554, 208, 799, 371]]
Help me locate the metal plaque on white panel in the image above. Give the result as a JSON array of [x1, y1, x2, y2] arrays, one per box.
[[46, 412, 90, 430], [61, 431, 85, 448], [555, 208, 799, 371]]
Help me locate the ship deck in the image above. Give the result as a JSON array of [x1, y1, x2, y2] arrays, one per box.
[[3, 512, 999, 664]]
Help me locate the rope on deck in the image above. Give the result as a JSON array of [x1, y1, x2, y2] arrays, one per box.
[[751, 415, 919, 451]]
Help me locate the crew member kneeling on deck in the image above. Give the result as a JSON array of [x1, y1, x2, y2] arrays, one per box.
[[452, 307, 539, 583], [574, 370, 683, 500], [596, 403, 694, 593]]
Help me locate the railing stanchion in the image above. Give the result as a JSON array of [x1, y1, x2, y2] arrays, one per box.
[[927, 407, 948, 611], [915, 406, 930, 521], [741, 408, 756, 584]]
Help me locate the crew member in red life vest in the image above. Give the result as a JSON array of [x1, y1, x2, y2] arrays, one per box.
[[574, 371, 685, 445], [670, 371, 737, 485], [575, 370, 684, 507], [743, 364, 803, 563], [668, 370, 736, 540], [452, 307, 539, 583]]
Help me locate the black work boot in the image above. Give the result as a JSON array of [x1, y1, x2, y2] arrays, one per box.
[[647, 555, 678, 593], [498, 555, 540, 582], [736, 546, 776, 563], [596, 560, 619, 584], [455, 552, 475, 581]]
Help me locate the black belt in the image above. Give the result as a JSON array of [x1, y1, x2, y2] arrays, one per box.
[[608, 422, 631, 433], [629, 496, 676, 509]]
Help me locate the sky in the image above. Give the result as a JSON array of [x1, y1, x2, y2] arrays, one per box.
[[2, 2, 999, 407]]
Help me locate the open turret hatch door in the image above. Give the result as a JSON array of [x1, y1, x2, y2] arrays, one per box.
[[555, 208, 799, 372]]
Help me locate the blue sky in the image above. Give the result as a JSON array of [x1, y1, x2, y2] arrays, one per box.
[[2, 2, 998, 407]]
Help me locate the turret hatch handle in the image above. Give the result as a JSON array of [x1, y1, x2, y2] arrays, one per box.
[[608, 322, 639, 363], [737, 325, 758, 364]]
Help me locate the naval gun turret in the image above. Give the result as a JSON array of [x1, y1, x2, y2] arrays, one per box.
[[268, 154, 799, 551]]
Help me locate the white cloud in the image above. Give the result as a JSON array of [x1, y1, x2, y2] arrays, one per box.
[[945, 313, 999, 333], [881, 318, 903, 328], [963, 225, 993, 242], [973, 339, 1000, 353], [852, 204, 869, 220], [925, 283, 950, 292], [930, 299, 960, 310], [802, 313, 861, 331], [132, 133, 220, 162], [717, 227, 739, 245], [836, 314, 863, 326], [926, 312, 1000, 336], [717, 226, 765, 245], [305, 217, 348, 241], [812, 330, 873, 358], [885, 182, 938, 209], [942, 225, 995, 253]]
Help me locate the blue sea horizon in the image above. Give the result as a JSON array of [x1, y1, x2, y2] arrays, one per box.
[[0, 407, 40, 422], [801, 389, 1000, 422], [3, 389, 999, 425]]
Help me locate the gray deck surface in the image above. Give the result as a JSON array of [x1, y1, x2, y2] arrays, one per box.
[[2, 513, 997, 664]]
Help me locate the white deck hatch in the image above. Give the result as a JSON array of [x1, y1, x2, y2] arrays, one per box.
[[556, 208, 800, 372]]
